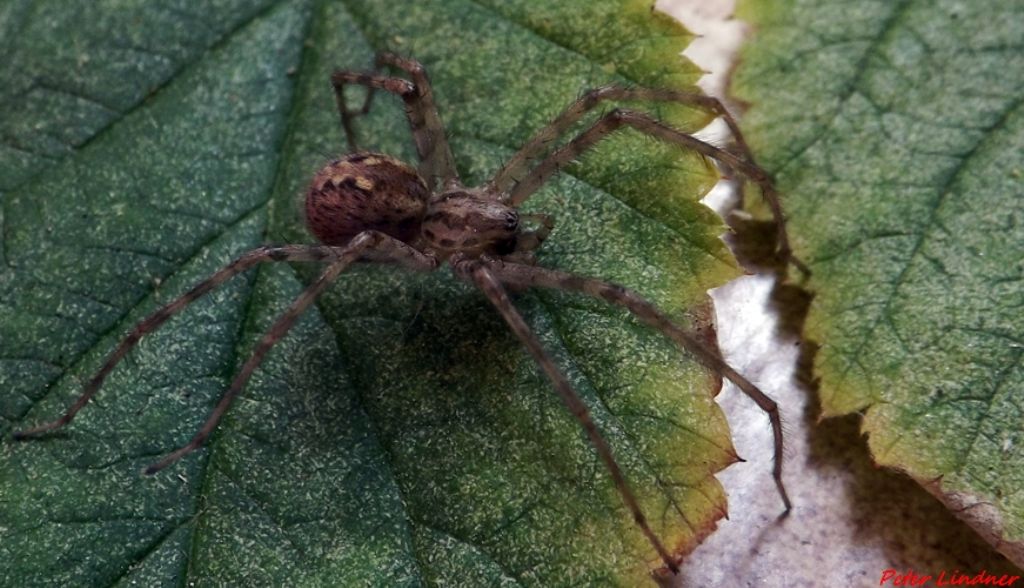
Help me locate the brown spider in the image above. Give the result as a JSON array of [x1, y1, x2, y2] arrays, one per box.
[[14, 52, 796, 576]]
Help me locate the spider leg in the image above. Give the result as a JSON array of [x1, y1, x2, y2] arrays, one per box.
[[334, 64, 382, 153], [332, 54, 458, 190], [143, 260, 346, 474], [490, 85, 739, 193], [13, 234, 437, 440], [331, 72, 411, 154], [511, 213, 554, 255], [375, 52, 455, 187], [499, 102, 807, 274], [477, 257, 791, 513], [453, 257, 682, 575], [146, 231, 436, 474]]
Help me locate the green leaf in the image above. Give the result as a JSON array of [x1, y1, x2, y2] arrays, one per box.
[[735, 0, 1024, 563], [0, 0, 746, 584]]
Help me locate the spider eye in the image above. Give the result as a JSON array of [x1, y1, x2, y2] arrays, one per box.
[[504, 212, 519, 231]]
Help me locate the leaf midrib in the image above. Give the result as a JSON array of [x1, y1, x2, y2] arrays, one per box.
[[767, 0, 914, 177], [829, 94, 1024, 410]]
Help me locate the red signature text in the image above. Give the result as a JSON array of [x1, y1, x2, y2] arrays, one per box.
[[880, 569, 1021, 587]]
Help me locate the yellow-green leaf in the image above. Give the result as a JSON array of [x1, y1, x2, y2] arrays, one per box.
[[735, 0, 1024, 564]]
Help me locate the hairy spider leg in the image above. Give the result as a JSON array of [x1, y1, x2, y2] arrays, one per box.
[[374, 52, 458, 188], [510, 212, 555, 255], [14, 245, 337, 438], [145, 232, 438, 473], [13, 234, 436, 442], [332, 55, 458, 190], [489, 87, 806, 274], [334, 66, 380, 153], [478, 257, 791, 513], [331, 72, 413, 154], [456, 259, 682, 575], [335, 52, 427, 151], [144, 259, 350, 473], [490, 86, 727, 193]]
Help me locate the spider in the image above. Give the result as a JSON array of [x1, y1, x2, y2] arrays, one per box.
[[14, 52, 797, 576]]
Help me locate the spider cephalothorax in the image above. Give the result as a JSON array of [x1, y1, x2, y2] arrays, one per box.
[[15, 51, 800, 578]]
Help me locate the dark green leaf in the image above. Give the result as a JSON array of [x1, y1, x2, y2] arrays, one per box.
[[736, 0, 1024, 564], [1, 0, 747, 583]]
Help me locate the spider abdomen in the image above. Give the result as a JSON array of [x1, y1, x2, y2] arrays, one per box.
[[305, 152, 429, 245]]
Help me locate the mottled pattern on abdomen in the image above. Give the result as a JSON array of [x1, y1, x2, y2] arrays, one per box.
[[305, 152, 429, 245]]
